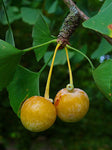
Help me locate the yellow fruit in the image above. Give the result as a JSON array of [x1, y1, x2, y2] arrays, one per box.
[[20, 96, 56, 132], [54, 88, 89, 122]]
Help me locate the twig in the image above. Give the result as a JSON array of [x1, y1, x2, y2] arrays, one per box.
[[57, 6, 80, 48], [63, 0, 89, 21], [61, 0, 112, 45]]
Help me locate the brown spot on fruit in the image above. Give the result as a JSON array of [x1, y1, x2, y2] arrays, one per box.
[[108, 24, 112, 30], [54, 99, 60, 106], [54, 88, 89, 122]]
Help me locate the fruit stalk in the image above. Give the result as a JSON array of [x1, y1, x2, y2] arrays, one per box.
[[65, 47, 73, 85], [67, 45, 95, 70], [44, 43, 61, 99]]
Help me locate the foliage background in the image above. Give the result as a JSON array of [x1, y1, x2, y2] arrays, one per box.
[[0, 0, 112, 150]]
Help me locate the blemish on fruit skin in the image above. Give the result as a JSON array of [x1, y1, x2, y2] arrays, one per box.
[[55, 99, 60, 106], [21, 96, 56, 132], [108, 24, 112, 30]]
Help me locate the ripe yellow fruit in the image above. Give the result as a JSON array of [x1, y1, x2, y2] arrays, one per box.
[[54, 88, 89, 122], [20, 96, 56, 132]]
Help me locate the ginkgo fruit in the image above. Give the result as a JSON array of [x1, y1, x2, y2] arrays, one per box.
[[20, 96, 56, 132], [54, 88, 89, 122]]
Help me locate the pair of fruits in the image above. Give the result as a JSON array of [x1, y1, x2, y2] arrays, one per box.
[[20, 43, 89, 132]]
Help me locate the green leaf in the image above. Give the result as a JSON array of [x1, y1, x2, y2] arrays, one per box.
[[48, 0, 58, 14], [2, 0, 15, 46], [44, 49, 74, 66], [21, 8, 51, 25], [0, 6, 21, 25], [45, 0, 54, 11], [93, 59, 112, 102], [7, 53, 53, 116], [100, 0, 112, 12], [91, 38, 112, 59], [21, 7, 41, 25], [0, 40, 23, 91], [32, 14, 53, 61], [83, 2, 112, 38], [5, 28, 15, 46], [7, 65, 40, 116]]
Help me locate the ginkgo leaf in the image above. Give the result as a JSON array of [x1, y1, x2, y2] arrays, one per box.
[[83, 2, 112, 38], [21, 7, 41, 25], [93, 59, 112, 102], [91, 38, 112, 59], [32, 14, 53, 61], [7, 65, 40, 116], [0, 40, 24, 90]]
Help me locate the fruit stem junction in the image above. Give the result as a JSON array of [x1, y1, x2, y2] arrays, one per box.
[[44, 43, 61, 99]]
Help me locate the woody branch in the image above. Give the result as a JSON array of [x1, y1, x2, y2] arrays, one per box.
[[58, 0, 112, 45]]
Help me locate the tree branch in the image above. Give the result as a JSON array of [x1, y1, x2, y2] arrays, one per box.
[[57, 6, 80, 48], [63, 0, 89, 21], [61, 0, 112, 45]]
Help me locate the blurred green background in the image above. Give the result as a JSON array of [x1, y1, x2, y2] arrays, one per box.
[[0, 0, 112, 150]]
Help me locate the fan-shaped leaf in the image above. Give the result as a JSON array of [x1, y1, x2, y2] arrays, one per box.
[[91, 38, 112, 59], [93, 59, 112, 101], [21, 7, 40, 25], [100, 0, 112, 12], [7, 66, 40, 116], [83, 2, 112, 38], [32, 14, 53, 61], [0, 40, 23, 90]]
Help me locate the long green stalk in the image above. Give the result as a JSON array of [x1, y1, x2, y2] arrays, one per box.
[[67, 45, 95, 70], [23, 39, 57, 52]]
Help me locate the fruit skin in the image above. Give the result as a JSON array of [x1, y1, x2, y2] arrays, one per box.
[[54, 88, 89, 122], [20, 96, 56, 132]]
